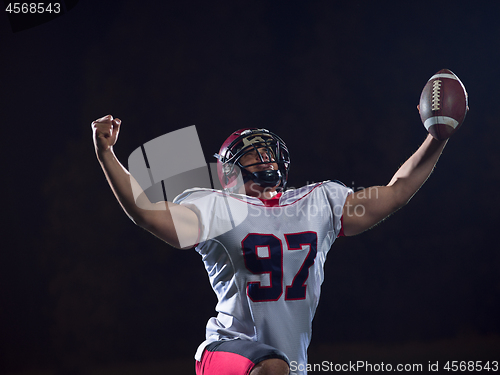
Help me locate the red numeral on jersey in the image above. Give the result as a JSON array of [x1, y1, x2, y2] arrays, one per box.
[[242, 232, 318, 302]]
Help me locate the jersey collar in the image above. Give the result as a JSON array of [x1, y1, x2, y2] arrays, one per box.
[[258, 192, 282, 207]]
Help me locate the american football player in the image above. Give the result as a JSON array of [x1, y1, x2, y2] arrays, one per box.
[[92, 115, 447, 375]]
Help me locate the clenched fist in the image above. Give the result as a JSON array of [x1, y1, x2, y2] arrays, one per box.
[[91, 115, 121, 154]]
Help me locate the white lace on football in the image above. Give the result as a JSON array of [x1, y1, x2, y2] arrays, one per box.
[[431, 79, 442, 111]]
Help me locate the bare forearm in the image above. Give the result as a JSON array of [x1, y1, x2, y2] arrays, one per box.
[[343, 134, 448, 236], [91, 115, 200, 248], [97, 148, 156, 224], [388, 134, 447, 205]]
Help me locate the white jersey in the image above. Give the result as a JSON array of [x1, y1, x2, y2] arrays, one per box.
[[173, 181, 352, 373]]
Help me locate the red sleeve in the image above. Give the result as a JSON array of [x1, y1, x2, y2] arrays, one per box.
[[337, 215, 345, 237]]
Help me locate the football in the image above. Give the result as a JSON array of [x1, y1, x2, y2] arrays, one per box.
[[419, 69, 468, 140]]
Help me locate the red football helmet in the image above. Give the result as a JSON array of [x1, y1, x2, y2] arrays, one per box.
[[214, 128, 290, 191]]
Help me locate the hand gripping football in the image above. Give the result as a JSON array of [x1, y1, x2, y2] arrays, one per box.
[[419, 69, 468, 140]]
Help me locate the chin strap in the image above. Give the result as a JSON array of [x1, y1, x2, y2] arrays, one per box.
[[243, 169, 282, 188]]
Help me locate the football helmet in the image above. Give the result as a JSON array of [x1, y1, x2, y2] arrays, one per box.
[[215, 128, 290, 191]]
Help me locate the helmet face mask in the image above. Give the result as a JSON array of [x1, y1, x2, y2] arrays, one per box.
[[215, 129, 290, 191]]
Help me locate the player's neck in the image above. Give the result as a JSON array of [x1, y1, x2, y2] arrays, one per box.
[[241, 182, 278, 200]]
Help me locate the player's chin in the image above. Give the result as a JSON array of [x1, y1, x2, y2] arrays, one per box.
[[260, 163, 278, 171]]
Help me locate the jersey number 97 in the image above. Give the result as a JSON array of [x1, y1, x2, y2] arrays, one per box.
[[242, 232, 318, 302]]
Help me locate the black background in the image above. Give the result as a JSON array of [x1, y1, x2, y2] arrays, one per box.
[[1, 1, 499, 374]]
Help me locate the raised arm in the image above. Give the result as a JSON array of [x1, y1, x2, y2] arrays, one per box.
[[342, 134, 447, 236], [91, 115, 199, 248]]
